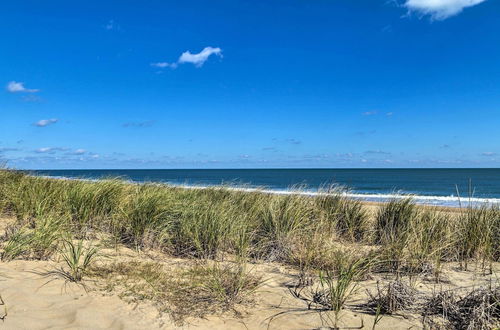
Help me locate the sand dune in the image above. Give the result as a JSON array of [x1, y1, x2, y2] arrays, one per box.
[[0, 241, 497, 329]]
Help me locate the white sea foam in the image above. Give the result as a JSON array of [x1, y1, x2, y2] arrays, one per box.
[[170, 184, 500, 208], [36, 175, 500, 208]]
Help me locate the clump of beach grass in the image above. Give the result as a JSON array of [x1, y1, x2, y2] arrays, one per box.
[[118, 184, 175, 250], [172, 197, 243, 259], [375, 198, 418, 244], [64, 179, 124, 235], [290, 251, 373, 327], [257, 194, 314, 261], [315, 187, 368, 242], [1, 214, 66, 261], [56, 239, 100, 282], [455, 206, 500, 272], [1, 228, 33, 261], [404, 209, 454, 277], [6, 175, 68, 221]]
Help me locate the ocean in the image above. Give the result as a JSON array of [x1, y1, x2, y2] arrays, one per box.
[[31, 168, 500, 207]]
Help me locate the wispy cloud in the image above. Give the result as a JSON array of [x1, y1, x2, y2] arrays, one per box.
[[364, 150, 391, 155], [355, 130, 377, 137], [6, 81, 39, 93], [35, 119, 58, 127], [481, 152, 496, 156], [151, 46, 222, 69], [0, 147, 19, 153], [67, 149, 86, 155], [150, 62, 174, 69], [404, 0, 486, 20], [35, 147, 68, 154], [122, 120, 155, 128], [285, 138, 302, 145], [22, 94, 42, 102], [362, 111, 377, 116], [105, 20, 119, 31]]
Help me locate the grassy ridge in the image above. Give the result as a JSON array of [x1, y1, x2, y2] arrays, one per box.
[[0, 169, 499, 327], [0, 169, 498, 272]]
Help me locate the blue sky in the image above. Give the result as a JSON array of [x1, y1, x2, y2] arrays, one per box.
[[1, 0, 499, 169]]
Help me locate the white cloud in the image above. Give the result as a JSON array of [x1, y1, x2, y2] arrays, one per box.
[[153, 46, 222, 69], [362, 111, 377, 116], [150, 62, 177, 69], [35, 147, 67, 153], [178, 47, 222, 67], [72, 149, 86, 155], [6, 81, 39, 93], [481, 152, 496, 156], [404, 0, 487, 20], [35, 147, 53, 153], [35, 119, 58, 127]]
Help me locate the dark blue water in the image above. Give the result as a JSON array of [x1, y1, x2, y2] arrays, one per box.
[[31, 169, 500, 207]]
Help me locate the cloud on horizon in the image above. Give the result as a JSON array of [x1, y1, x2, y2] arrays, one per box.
[[364, 150, 391, 155], [285, 138, 302, 145], [67, 149, 87, 155], [151, 46, 222, 69], [6, 81, 39, 93], [404, 0, 487, 20], [0, 147, 19, 153], [122, 120, 155, 128], [35, 119, 58, 127], [35, 147, 68, 154]]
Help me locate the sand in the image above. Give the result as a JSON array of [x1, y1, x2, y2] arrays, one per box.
[[0, 215, 497, 330]]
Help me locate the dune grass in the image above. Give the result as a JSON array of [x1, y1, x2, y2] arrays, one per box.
[[0, 169, 498, 268]]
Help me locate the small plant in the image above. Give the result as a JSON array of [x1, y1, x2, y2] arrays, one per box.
[[58, 239, 100, 282], [1, 229, 32, 261], [290, 253, 372, 328], [196, 261, 262, 308]]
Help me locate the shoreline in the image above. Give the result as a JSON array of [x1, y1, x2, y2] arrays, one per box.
[[34, 173, 500, 208]]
